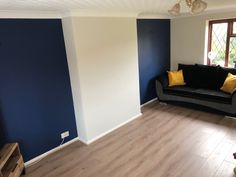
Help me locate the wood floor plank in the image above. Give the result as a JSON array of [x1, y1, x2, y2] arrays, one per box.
[[214, 161, 235, 177], [195, 141, 233, 177], [24, 102, 236, 177]]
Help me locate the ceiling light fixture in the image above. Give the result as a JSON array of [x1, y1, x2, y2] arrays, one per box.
[[168, 0, 207, 16]]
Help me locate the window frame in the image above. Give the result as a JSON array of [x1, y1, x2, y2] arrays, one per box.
[[208, 18, 236, 67]]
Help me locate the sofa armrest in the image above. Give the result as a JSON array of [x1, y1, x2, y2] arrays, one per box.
[[232, 89, 236, 109], [156, 73, 168, 88], [232, 88, 236, 97]]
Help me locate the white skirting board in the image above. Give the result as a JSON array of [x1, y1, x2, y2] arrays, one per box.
[[24, 113, 142, 167], [24, 137, 80, 167], [141, 98, 157, 107], [86, 113, 142, 144]]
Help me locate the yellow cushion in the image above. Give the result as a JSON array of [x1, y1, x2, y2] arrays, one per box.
[[221, 73, 236, 94], [168, 70, 186, 87]]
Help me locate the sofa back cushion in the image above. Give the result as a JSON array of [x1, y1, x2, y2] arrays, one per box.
[[178, 64, 236, 90], [195, 64, 222, 90], [220, 67, 236, 75], [178, 64, 198, 88]]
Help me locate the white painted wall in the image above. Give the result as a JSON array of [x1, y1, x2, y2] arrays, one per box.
[[62, 17, 141, 143], [62, 17, 88, 143], [171, 11, 236, 70]]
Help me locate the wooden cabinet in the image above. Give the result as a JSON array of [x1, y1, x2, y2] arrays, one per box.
[[0, 143, 25, 177]]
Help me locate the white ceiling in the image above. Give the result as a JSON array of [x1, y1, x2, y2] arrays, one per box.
[[0, 0, 235, 17]]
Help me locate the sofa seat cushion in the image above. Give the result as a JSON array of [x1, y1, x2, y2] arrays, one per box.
[[163, 86, 232, 104]]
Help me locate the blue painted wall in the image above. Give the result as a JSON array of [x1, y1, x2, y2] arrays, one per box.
[[137, 19, 170, 105], [0, 19, 77, 161]]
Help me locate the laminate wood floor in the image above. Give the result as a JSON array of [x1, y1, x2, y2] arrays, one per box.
[[25, 101, 236, 177]]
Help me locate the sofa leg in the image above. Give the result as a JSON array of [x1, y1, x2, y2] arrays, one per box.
[[159, 102, 168, 106], [224, 115, 236, 119]]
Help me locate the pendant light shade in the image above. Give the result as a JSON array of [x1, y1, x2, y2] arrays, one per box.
[[168, 0, 207, 16], [168, 3, 181, 16], [191, 0, 207, 14]]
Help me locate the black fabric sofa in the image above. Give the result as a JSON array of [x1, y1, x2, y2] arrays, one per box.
[[156, 64, 236, 116]]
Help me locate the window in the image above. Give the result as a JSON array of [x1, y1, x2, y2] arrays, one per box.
[[208, 19, 236, 67]]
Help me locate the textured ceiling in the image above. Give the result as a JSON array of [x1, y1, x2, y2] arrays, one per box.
[[0, 0, 235, 16]]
